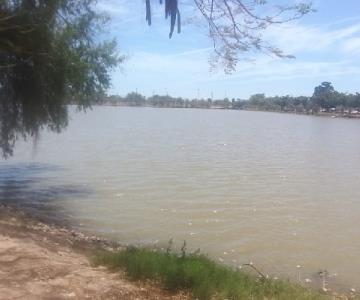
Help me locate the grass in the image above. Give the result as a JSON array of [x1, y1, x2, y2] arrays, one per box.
[[93, 243, 329, 300]]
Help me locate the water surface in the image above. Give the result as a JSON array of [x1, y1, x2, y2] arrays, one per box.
[[1, 107, 360, 290]]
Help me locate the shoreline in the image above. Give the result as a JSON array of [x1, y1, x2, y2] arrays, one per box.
[[0, 204, 357, 299], [92, 104, 360, 120], [0, 204, 188, 300]]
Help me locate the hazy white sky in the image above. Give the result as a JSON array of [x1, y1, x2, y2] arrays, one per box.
[[98, 0, 360, 99]]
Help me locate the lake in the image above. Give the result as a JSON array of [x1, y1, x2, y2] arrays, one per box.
[[1, 106, 360, 291]]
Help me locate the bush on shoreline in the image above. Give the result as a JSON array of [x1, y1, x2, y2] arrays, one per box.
[[93, 245, 327, 300]]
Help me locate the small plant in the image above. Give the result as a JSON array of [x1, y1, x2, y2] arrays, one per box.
[[166, 238, 173, 255], [93, 245, 328, 300], [180, 240, 186, 258]]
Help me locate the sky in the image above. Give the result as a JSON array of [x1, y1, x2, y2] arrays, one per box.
[[97, 0, 360, 99]]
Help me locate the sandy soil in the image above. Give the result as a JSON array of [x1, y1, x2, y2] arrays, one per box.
[[0, 205, 188, 300]]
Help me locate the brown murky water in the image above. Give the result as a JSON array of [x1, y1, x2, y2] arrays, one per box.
[[1, 106, 360, 291]]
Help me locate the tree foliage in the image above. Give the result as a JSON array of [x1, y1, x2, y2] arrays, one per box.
[[0, 0, 121, 157], [311, 81, 335, 111], [146, 0, 313, 73], [146, 0, 181, 38]]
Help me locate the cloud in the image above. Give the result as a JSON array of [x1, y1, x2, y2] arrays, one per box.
[[341, 37, 360, 54], [266, 21, 360, 54], [96, 0, 131, 16], [116, 47, 360, 87], [123, 48, 210, 75], [191, 57, 360, 85]]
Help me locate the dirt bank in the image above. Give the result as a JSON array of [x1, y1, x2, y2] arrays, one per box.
[[0, 205, 188, 300]]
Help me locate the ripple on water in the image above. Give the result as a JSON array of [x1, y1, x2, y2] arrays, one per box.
[[3, 107, 360, 291]]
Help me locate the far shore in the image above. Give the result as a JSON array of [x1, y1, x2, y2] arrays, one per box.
[[93, 103, 360, 120]]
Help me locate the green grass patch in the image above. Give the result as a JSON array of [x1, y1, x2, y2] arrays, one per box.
[[93, 244, 329, 300]]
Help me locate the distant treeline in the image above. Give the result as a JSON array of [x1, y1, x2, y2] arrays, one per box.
[[100, 82, 360, 116]]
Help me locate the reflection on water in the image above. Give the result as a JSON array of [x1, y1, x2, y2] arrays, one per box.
[[0, 163, 91, 224], [1, 106, 360, 291]]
